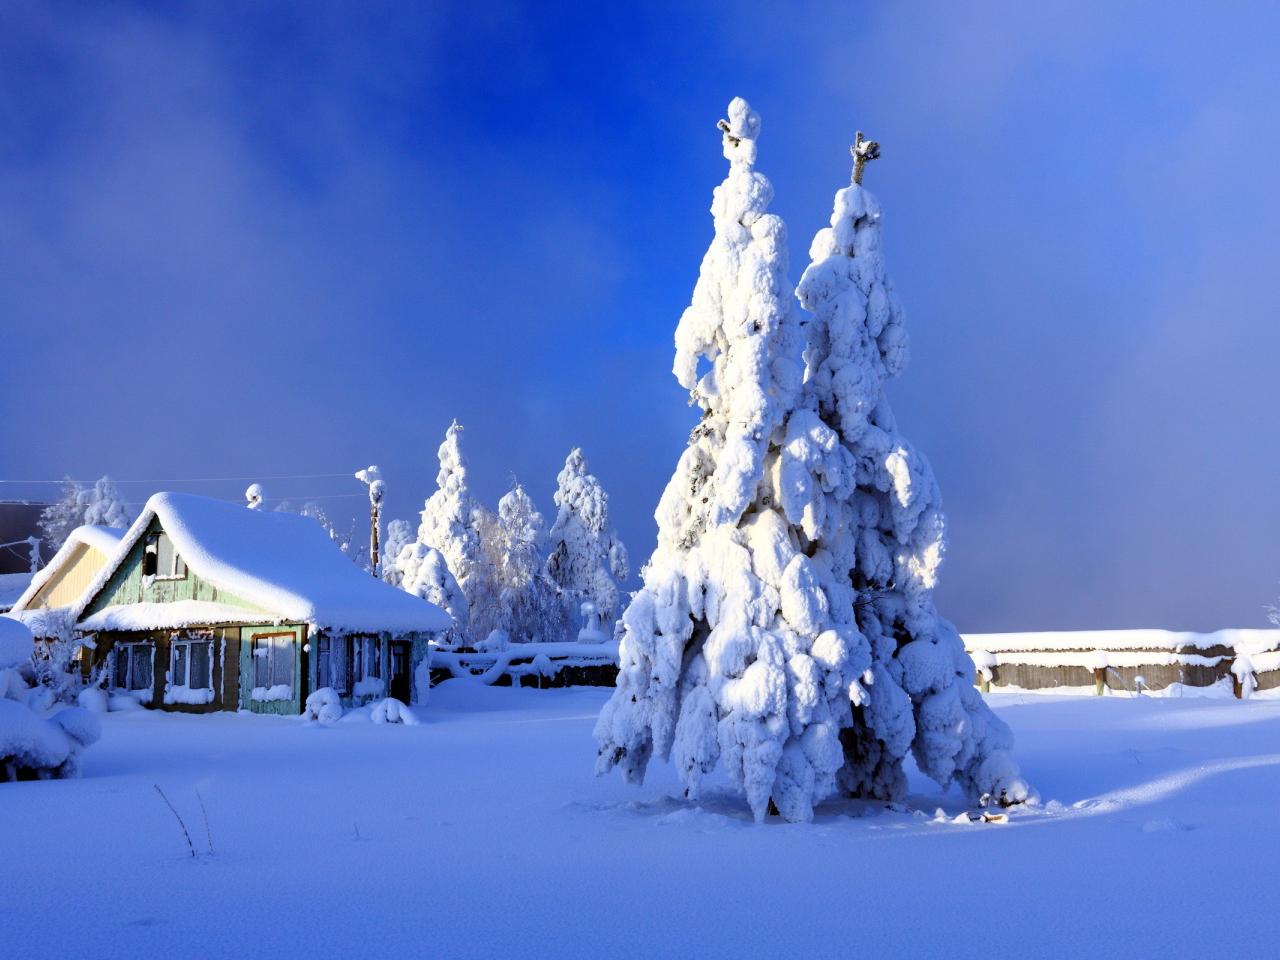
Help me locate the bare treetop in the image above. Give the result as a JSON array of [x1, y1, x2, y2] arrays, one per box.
[[851, 130, 880, 184]]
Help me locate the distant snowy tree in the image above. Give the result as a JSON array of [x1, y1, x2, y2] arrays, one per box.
[[494, 483, 564, 644], [593, 99, 1029, 823], [546, 449, 628, 633], [291, 502, 367, 570], [38, 478, 86, 554], [38, 475, 133, 554], [380, 519, 415, 587], [413, 421, 493, 639], [397, 543, 469, 646], [79, 477, 132, 529], [467, 505, 508, 645]]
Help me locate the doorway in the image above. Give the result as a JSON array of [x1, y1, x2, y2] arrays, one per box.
[[389, 640, 412, 703]]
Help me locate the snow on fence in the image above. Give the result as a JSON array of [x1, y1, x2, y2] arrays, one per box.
[[962, 629, 1280, 698], [431, 640, 619, 689]]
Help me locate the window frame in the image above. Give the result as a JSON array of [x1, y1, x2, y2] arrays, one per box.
[[144, 531, 186, 581], [112, 641, 155, 701], [250, 631, 297, 698], [169, 633, 214, 692]]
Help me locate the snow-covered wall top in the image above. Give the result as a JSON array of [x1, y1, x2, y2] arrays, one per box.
[[963, 629, 1280, 655], [72, 493, 450, 634], [9, 524, 125, 612]]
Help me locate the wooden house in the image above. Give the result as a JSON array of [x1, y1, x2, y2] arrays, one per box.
[[69, 492, 449, 715], [6, 525, 126, 637]]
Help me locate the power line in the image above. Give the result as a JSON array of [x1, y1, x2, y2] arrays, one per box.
[[0, 492, 367, 506], [0, 472, 356, 484]]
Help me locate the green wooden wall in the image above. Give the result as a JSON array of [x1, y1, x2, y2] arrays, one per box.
[[82, 517, 268, 617], [238, 624, 306, 715]]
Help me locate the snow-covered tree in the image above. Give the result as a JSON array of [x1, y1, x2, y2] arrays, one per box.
[[415, 422, 491, 617], [793, 137, 1027, 807], [466, 505, 507, 644], [546, 449, 628, 633], [296, 501, 367, 569], [380, 519, 415, 587], [593, 99, 1028, 823], [494, 483, 564, 644], [397, 542, 469, 646], [38, 475, 133, 554], [37, 478, 86, 554], [80, 477, 131, 529]]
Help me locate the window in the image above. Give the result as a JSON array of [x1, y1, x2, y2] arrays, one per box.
[[251, 633, 295, 702], [166, 633, 214, 705], [143, 532, 185, 580], [113, 642, 154, 701], [317, 636, 380, 698]]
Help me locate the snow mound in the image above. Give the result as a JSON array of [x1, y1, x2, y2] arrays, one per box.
[[370, 698, 419, 726], [0, 700, 100, 780], [0, 617, 34, 669], [303, 687, 344, 723]]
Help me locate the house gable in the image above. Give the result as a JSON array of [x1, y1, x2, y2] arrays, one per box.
[[81, 516, 270, 621]]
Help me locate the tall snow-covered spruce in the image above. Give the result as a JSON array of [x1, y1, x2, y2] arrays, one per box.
[[594, 100, 1028, 822], [795, 134, 1027, 808], [408, 420, 488, 643]]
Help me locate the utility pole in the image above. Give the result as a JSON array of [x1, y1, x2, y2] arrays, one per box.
[[355, 466, 384, 578]]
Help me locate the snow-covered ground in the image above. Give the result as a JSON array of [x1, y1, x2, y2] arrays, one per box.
[[6, 684, 1278, 959]]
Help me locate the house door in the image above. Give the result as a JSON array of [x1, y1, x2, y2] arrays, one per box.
[[389, 641, 412, 703]]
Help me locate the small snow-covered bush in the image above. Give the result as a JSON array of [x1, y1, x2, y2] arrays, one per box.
[[0, 617, 102, 780], [370, 697, 419, 726], [303, 687, 344, 723]]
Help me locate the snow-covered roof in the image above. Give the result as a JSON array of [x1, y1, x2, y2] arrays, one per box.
[[9, 525, 127, 613], [73, 493, 450, 634]]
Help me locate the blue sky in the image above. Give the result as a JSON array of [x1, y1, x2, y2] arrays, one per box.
[[2, 1, 1278, 631]]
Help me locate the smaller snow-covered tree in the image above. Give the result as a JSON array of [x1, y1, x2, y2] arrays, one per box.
[[467, 506, 507, 644], [494, 483, 565, 644], [38, 478, 86, 554], [38, 475, 133, 554], [398, 542, 470, 646], [546, 449, 628, 632], [79, 477, 132, 529], [380, 519, 415, 587], [416, 422, 494, 619]]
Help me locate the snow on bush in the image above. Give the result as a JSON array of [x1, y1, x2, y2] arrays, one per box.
[[0, 618, 100, 781], [370, 697, 419, 726], [594, 98, 1028, 823], [1, 699, 100, 781], [0, 616, 34, 670], [546, 448, 628, 633], [304, 687, 344, 722]]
